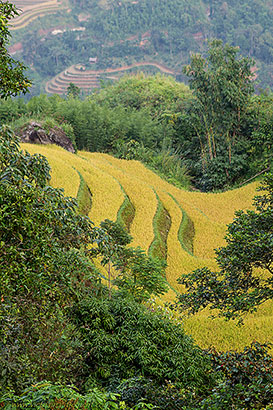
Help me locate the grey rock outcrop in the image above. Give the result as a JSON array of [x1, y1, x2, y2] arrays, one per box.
[[18, 122, 75, 153]]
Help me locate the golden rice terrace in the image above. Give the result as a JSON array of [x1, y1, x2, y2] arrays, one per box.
[[22, 143, 273, 352]]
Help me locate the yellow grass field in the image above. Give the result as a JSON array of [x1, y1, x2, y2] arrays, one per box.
[[21, 143, 272, 352]]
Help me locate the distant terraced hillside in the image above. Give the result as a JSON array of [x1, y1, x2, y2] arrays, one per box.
[[11, 0, 67, 30], [21, 143, 273, 352], [45, 62, 177, 94]]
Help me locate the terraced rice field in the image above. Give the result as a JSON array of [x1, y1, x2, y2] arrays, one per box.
[[45, 62, 176, 94], [11, 0, 66, 30], [21, 143, 273, 352]]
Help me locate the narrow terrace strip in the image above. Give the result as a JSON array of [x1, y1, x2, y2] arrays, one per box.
[[11, 6, 64, 30], [77, 155, 125, 225], [80, 152, 157, 252], [116, 182, 135, 232], [80, 159, 135, 230], [168, 193, 195, 256], [75, 170, 93, 216], [46, 62, 178, 93], [149, 191, 171, 261]]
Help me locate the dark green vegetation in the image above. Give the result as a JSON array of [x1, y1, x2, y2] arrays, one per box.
[[11, 0, 273, 93], [183, 39, 255, 190], [168, 193, 195, 255], [0, 127, 96, 392], [149, 193, 171, 260], [0, 1, 31, 98], [116, 183, 135, 231], [1, 383, 125, 410]]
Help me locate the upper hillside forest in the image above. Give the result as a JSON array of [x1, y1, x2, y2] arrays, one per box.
[[9, 0, 273, 94], [1, 1, 273, 409], [1, 39, 273, 191]]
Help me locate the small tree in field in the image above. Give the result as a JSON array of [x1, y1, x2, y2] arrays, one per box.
[[93, 219, 168, 302], [67, 82, 81, 98]]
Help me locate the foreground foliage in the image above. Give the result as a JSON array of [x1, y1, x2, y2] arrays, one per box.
[[0, 382, 152, 410], [0, 127, 99, 392], [69, 294, 213, 392], [0, 1, 31, 98], [205, 342, 273, 409]]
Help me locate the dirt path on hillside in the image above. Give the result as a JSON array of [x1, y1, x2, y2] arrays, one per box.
[[68, 61, 178, 76]]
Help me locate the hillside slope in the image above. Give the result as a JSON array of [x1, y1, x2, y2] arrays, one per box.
[[20, 143, 273, 352], [11, 0, 67, 30], [10, 0, 273, 95]]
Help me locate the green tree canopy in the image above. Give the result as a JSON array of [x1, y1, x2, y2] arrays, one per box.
[[175, 173, 273, 323], [69, 294, 214, 391], [182, 39, 255, 190], [0, 1, 31, 98], [67, 82, 81, 98], [94, 219, 168, 302], [183, 39, 254, 155]]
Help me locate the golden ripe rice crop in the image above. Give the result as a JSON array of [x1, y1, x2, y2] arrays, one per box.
[[21, 144, 80, 198], [77, 164, 124, 225], [21, 144, 272, 351], [22, 144, 124, 225], [80, 152, 157, 250]]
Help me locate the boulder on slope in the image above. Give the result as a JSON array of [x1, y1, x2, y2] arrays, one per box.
[[18, 121, 75, 153]]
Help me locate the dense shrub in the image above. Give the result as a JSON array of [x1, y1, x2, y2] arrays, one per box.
[[0, 381, 147, 409], [201, 342, 273, 410], [0, 127, 99, 393], [69, 294, 215, 393]]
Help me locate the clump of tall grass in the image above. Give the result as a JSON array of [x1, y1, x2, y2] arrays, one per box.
[[150, 138, 191, 189], [76, 171, 93, 216], [112, 138, 191, 190], [116, 183, 135, 232]]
